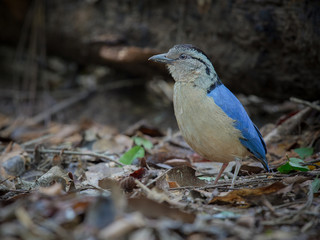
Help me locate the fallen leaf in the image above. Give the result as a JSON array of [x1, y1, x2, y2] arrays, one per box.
[[36, 166, 70, 191], [49, 124, 81, 145], [133, 136, 153, 150], [168, 181, 179, 188], [239, 164, 264, 175], [165, 166, 206, 187], [124, 120, 164, 137], [0, 143, 26, 178], [146, 144, 192, 165], [92, 134, 133, 154], [119, 146, 145, 165], [283, 175, 310, 185], [277, 158, 309, 173], [2, 155, 26, 177], [85, 196, 116, 230], [129, 168, 147, 179], [294, 147, 313, 159], [311, 177, 320, 193], [236, 215, 256, 229], [38, 183, 64, 196], [85, 163, 123, 187], [120, 176, 136, 192], [209, 182, 286, 207], [128, 197, 195, 223], [98, 212, 145, 240]]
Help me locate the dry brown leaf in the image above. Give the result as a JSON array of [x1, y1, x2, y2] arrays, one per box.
[[168, 181, 180, 188], [283, 175, 311, 185], [128, 197, 195, 223], [85, 163, 123, 187], [124, 120, 164, 137], [165, 166, 206, 188], [52, 154, 62, 166], [209, 182, 286, 207], [49, 124, 81, 145], [0, 142, 26, 178], [38, 183, 64, 196], [120, 176, 136, 192], [239, 164, 264, 175], [92, 134, 133, 154], [147, 144, 192, 165], [37, 166, 70, 191], [98, 212, 145, 240]]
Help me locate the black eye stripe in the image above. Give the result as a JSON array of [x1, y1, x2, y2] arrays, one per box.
[[176, 54, 211, 76], [190, 56, 211, 75]]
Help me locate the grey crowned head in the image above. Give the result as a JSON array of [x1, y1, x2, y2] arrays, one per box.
[[148, 44, 215, 82]]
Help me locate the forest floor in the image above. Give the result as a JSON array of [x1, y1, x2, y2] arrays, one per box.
[[0, 90, 319, 240]]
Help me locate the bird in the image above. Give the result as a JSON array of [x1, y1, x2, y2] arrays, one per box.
[[149, 44, 269, 188]]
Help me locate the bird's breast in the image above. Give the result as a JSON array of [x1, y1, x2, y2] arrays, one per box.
[[173, 82, 248, 163]]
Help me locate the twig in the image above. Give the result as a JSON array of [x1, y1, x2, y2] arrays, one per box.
[[131, 169, 170, 198], [168, 176, 285, 191], [298, 183, 314, 212], [25, 148, 125, 167], [21, 134, 54, 147], [261, 196, 279, 217], [145, 169, 170, 188], [300, 158, 320, 166], [290, 97, 320, 112], [134, 179, 186, 208]]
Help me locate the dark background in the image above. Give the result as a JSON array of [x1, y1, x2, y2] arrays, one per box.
[[0, 0, 319, 130]]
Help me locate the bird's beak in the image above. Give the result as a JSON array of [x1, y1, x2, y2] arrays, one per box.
[[148, 53, 174, 64]]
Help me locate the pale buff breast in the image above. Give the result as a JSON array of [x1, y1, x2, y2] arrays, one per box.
[[173, 82, 249, 163]]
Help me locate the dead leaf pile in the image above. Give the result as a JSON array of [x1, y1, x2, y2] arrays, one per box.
[[0, 107, 320, 239]]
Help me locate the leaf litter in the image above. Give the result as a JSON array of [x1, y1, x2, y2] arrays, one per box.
[[0, 106, 320, 239]]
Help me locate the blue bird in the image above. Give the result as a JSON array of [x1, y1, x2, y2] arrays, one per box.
[[149, 44, 269, 187]]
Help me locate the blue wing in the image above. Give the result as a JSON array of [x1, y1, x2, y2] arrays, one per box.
[[207, 83, 269, 171]]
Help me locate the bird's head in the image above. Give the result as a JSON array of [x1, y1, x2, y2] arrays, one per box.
[[149, 44, 218, 89]]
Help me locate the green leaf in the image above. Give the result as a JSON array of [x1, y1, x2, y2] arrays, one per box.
[[277, 157, 309, 173], [133, 136, 153, 150], [119, 146, 145, 165], [277, 162, 293, 174], [311, 177, 320, 193], [294, 147, 313, 159], [288, 158, 309, 169]]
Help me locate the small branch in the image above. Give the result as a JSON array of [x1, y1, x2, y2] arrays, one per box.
[[261, 196, 279, 217], [131, 169, 170, 198], [168, 176, 285, 191], [25, 148, 125, 166], [290, 97, 320, 112], [21, 134, 54, 147], [134, 179, 186, 208]]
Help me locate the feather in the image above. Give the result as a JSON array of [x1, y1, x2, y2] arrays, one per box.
[[207, 83, 269, 171]]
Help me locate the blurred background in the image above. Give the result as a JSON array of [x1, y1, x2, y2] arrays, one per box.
[[0, 0, 319, 132]]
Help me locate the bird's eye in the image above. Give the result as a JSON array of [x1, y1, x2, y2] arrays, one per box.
[[179, 54, 188, 60]]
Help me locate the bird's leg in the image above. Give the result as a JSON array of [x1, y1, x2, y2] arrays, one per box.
[[231, 158, 242, 188], [213, 163, 228, 185]]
